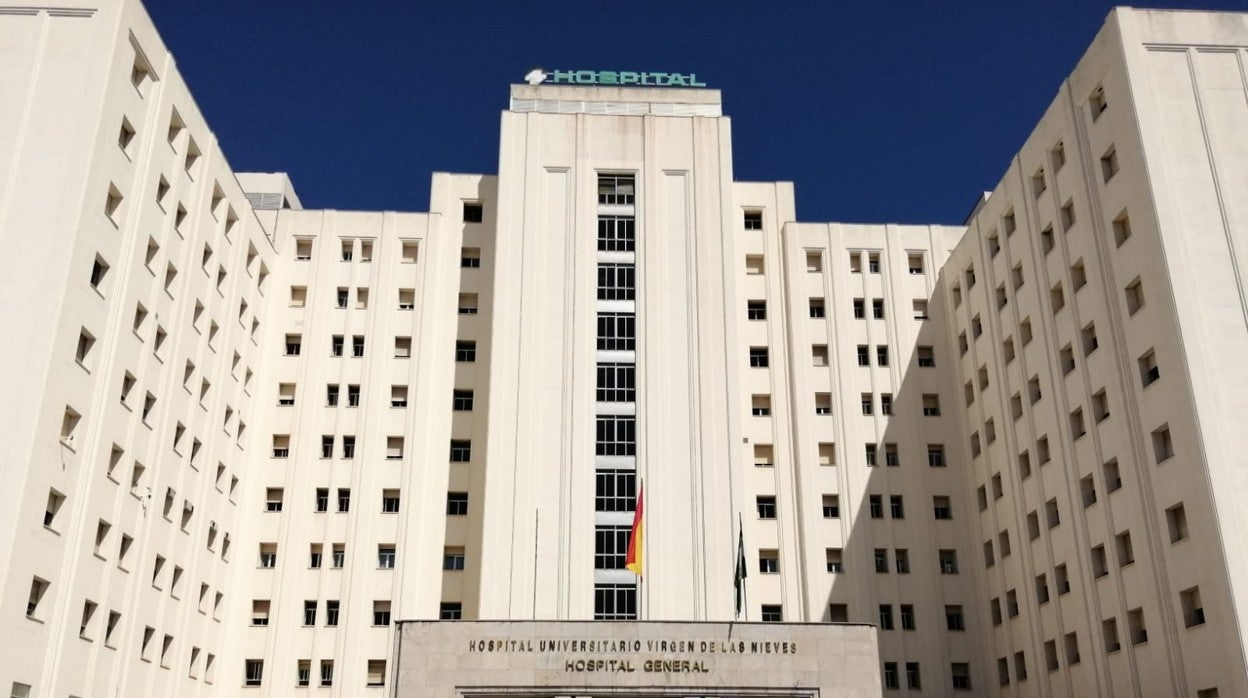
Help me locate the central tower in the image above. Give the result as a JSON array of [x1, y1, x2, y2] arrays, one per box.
[[479, 84, 750, 621]]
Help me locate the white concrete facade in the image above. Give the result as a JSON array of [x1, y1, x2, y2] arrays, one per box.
[[1, 2, 1247, 698]]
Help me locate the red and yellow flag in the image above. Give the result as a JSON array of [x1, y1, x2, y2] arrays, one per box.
[[625, 484, 644, 579]]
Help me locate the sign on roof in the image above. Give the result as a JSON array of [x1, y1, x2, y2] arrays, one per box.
[[524, 68, 707, 88]]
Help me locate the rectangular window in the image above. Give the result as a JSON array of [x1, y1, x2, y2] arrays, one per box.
[[593, 583, 637, 620], [756, 495, 777, 519], [453, 389, 475, 411], [450, 440, 472, 462], [463, 202, 484, 223], [594, 526, 631, 570], [597, 263, 635, 301], [377, 545, 396, 569], [743, 210, 763, 230], [749, 347, 769, 368], [447, 493, 469, 516], [443, 546, 466, 571], [597, 313, 636, 351], [596, 416, 636, 456], [598, 174, 635, 205], [596, 363, 636, 402], [456, 341, 477, 362], [822, 494, 840, 518], [598, 216, 635, 251], [595, 470, 637, 512]]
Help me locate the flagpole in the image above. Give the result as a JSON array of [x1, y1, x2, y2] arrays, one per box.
[[741, 512, 748, 621]]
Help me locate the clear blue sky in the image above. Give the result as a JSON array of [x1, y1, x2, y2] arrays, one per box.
[[147, 0, 1239, 225]]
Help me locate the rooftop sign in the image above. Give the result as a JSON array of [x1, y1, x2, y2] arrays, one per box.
[[524, 68, 707, 88]]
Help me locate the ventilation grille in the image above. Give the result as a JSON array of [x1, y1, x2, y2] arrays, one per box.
[[245, 192, 285, 210], [510, 99, 721, 118]]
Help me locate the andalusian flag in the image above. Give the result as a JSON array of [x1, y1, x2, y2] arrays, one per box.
[[625, 484, 644, 579]]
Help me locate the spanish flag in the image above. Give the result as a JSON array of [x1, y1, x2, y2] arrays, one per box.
[[625, 484, 644, 579]]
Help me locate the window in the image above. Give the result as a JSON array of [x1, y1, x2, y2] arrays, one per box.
[[382, 489, 400, 513], [819, 442, 835, 465], [251, 599, 270, 626], [1181, 587, 1205, 628], [443, 546, 466, 571], [453, 389, 475, 411], [258, 544, 277, 569], [913, 299, 928, 320], [958, 332, 968, 355], [1124, 276, 1144, 315], [1091, 544, 1108, 578], [598, 216, 635, 251], [401, 240, 419, 262], [320, 435, 335, 459], [761, 605, 783, 622], [1167, 503, 1189, 543], [1032, 168, 1047, 198], [597, 313, 635, 351], [462, 201, 484, 223], [596, 416, 636, 456], [876, 346, 889, 366], [1113, 210, 1132, 246], [984, 541, 995, 568], [447, 492, 469, 516], [997, 657, 1009, 686], [457, 293, 479, 314], [104, 183, 124, 224], [857, 345, 870, 367], [591, 526, 624, 571], [756, 496, 777, 519], [745, 255, 765, 274], [749, 347, 769, 368], [1116, 529, 1135, 567], [1139, 349, 1160, 386], [743, 210, 763, 230], [1153, 425, 1174, 463], [908, 253, 924, 274], [315, 488, 329, 512], [319, 660, 334, 687], [597, 263, 635, 300], [366, 659, 387, 687], [352, 335, 365, 357], [265, 488, 283, 512], [245, 659, 264, 687], [872, 298, 885, 319], [951, 663, 972, 690], [878, 604, 894, 630], [373, 600, 392, 626], [336, 287, 349, 309], [272, 435, 290, 459], [917, 346, 935, 367], [882, 662, 900, 690], [988, 232, 1001, 258], [746, 300, 766, 320], [394, 336, 412, 358], [751, 394, 771, 416], [809, 298, 825, 318], [456, 340, 477, 362], [1060, 200, 1076, 232], [450, 440, 472, 462], [869, 496, 883, 520], [340, 239, 354, 262], [309, 544, 323, 568], [853, 298, 865, 319], [822, 495, 840, 519], [890, 495, 904, 519], [1071, 407, 1086, 438], [922, 394, 941, 416], [900, 603, 916, 629], [861, 394, 873, 415], [302, 600, 317, 626], [758, 549, 780, 574], [1128, 608, 1148, 645], [884, 442, 898, 464], [285, 333, 305, 356], [377, 545, 396, 569], [896, 550, 911, 574], [946, 605, 965, 631], [593, 584, 637, 620], [596, 363, 635, 402], [1063, 632, 1081, 666], [927, 444, 946, 468], [805, 251, 822, 272], [330, 335, 343, 357], [398, 288, 415, 310], [933, 496, 952, 520], [595, 470, 637, 512], [815, 393, 832, 415], [337, 488, 351, 512], [1103, 617, 1121, 652], [867, 252, 881, 273], [1101, 145, 1119, 182], [598, 174, 635, 205], [825, 547, 843, 573], [939, 550, 958, 574], [89, 254, 111, 294]]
